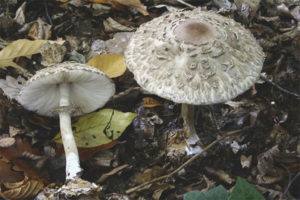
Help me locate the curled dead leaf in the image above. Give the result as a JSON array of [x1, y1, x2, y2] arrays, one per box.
[[0, 176, 44, 200]]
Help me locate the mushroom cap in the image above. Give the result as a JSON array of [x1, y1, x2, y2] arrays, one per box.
[[19, 62, 115, 117], [125, 11, 265, 105]]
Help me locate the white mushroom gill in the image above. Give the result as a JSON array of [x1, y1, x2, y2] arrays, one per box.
[[59, 82, 81, 180]]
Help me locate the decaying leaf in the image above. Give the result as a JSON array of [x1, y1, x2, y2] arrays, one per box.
[[204, 167, 235, 184], [14, 2, 26, 25], [0, 160, 24, 183], [0, 76, 25, 101], [89, 0, 149, 15], [28, 18, 51, 40], [88, 54, 127, 78], [105, 32, 133, 55], [257, 145, 280, 176], [0, 137, 44, 181], [53, 109, 136, 148], [134, 166, 166, 184], [234, 0, 261, 22], [103, 17, 134, 32], [0, 176, 44, 200], [142, 97, 163, 108], [240, 154, 252, 168], [0, 39, 46, 71]]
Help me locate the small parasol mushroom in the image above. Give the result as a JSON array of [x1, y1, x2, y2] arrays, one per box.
[[18, 62, 115, 195], [125, 10, 264, 154]]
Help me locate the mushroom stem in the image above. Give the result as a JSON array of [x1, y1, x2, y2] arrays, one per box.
[[181, 104, 202, 153], [59, 83, 82, 181]]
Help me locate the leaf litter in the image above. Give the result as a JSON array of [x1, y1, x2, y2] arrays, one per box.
[[0, 0, 299, 199]]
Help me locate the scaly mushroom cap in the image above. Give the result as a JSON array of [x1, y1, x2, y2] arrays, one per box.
[[19, 62, 115, 116], [125, 11, 265, 105]]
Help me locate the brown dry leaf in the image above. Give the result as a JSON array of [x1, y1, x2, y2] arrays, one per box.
[[0, 176, 44, 200], [152, 183, 174, 200], [240, 155, 252, 168], [103, 17, 134, 32], [142, 97, 163, 108], [28, 18, 52, 40], [257, 145, 280, 176], [88, 0, 149, 15], [0, 160, 24, 184], [0, 137, 45, 181], [204, 167, 235, 184], [134, 166, 166, 184], [87, 54, 126, 78], [0, 39, 46, 71], [234, 0, 261, 22]]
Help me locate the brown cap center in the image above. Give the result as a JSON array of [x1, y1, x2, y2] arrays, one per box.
[[174, 20, 218, 45]]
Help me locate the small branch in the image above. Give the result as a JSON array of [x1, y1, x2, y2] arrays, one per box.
[[175, 0, 196, 9], [125, 128, 246, 194], [260, 74, 300, 99], [112, 87, 140, 99]]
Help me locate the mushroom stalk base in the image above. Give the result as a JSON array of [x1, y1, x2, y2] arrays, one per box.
[[59, 83, 82, 180], [181, 104, 203, 155]]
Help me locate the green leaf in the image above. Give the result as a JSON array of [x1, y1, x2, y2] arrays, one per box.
[[184, 186, 228, 200], [184, 190, 206, 200], [53, 109, 136, 148], [229, 177, 265, 200], [206, 185, 228, 200]]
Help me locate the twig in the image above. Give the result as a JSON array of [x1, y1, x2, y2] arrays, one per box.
[[112, 87, 140, 99], [175, 0, 196, 9], [283, 171, 300, 197], [260, 74, 300, 99], [43, 0, 53, 26], [125, 128, 246, 194]]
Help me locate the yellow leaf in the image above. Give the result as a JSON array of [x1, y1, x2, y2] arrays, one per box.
[[88, 54, 126, 78], [53, 109, 136, 148], [0, 39, 47, 71]]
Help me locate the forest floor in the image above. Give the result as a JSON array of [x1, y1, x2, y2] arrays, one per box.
[[0, 0, 299, 199]]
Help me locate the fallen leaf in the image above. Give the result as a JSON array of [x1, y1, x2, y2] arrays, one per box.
[[103, 17, 134, 32], [14, 2, 26, 25], [240, 155, 252, 168], [105, 32, 133, 54], [0, 176, 44, 200], [0, 160, 24, 183], [134, 166, 166, 184], [53, 109, 136, 148], [142, 97, 163, 108], [0, 137, 45, 181], [28, 18, 51, 40], [0, 76, 25, 101], [88, 0, 149, 15], [88, 54, 127, 78], [204, 167, 235, 184], [0, 39, 47, 71]]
